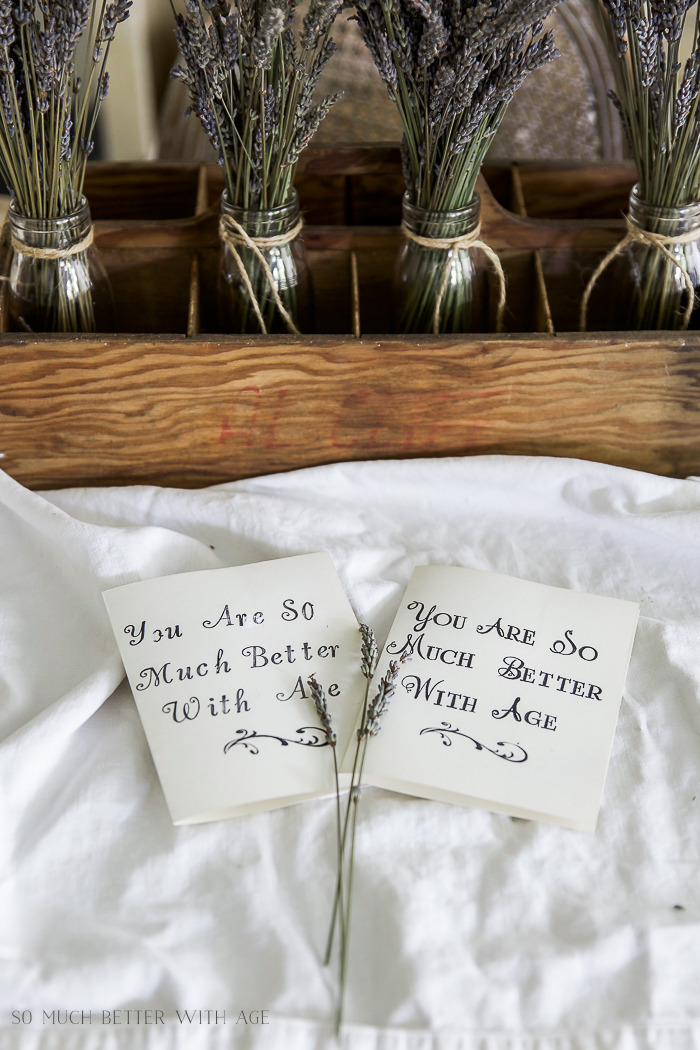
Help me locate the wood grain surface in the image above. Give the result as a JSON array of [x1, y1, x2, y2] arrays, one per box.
[[0, 158, 692, 492], [1, 334, 699, 489], [88, 174, 626, 254], [515, 162, 637, 220]]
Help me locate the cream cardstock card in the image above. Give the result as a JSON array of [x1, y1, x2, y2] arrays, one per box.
[[354, 566, 639, 832], [103, 552, 364, 824], [105, 555, 639, 832]]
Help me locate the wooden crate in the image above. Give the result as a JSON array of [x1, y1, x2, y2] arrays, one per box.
[[1, 148, 699, 489]]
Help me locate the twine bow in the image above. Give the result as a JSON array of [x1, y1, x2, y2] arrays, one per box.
[[219, 213, 303, 335], [10, 226, 94, 259], [403, 221, 506, 334], [580, 213, 698, 332]]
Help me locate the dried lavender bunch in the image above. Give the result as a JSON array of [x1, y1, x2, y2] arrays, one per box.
[[354, 0, 559, 333], [600, 0, 700, 206], [0, 0, 129, 333], [589, 0, 700, 328], [172, 0, 344, 210], [0, 0, 131, 218], [354, 0, 560, 213], [332, 646, 410, 1035]]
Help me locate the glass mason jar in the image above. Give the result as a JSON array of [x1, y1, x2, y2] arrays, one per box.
[[587, 185, 700, 331], [394, 193, 490, 334], [7, 197, 113, 333], [218, 189, 312, 334]]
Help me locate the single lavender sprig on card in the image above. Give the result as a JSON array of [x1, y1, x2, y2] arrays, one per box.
[[307, 672, 346, 997], [334, 647, 410, 1036], [312, 627, 408, 1037], [324, 622, 379, 967]]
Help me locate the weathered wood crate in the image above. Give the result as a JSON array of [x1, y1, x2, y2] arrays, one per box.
[[1, 147, 698, 489]]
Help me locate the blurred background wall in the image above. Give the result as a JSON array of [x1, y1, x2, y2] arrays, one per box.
[[99, 0, 178, 160]]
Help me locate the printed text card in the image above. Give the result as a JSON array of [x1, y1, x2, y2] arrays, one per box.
[[104, 553, 363, 824], [359, 566, 639, 831]]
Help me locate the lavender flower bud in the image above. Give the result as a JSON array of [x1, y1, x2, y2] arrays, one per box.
[[362, 651, 411, 739], [359, 624, 378, 680], [252, 2, 286, 68], [307, 676, 337, 745], [301, 0, 348, 50], [221, 12, 239, 69]]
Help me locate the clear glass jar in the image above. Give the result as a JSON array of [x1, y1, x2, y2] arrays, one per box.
[[7, 197, 113, 333], [218, 189, 312, 334], [394, 193, 490, 334], [587, 186, 700, 331]]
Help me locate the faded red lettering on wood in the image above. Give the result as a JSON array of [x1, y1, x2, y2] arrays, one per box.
[[263, 389, 294, 450], [218, 386, 262, 446]]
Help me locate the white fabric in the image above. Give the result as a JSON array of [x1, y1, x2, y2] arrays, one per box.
[[1, 455, 700, 1050]]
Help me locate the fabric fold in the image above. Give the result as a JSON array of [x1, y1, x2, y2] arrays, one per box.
[[0, 456, 698, 1047]]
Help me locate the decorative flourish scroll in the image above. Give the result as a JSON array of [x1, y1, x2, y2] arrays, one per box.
[[420, 722, 528, 763], [223, 726, 329, 756]]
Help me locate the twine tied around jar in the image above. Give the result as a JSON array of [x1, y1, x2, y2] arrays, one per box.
[[579, 213, 697, 332], [219, 213, 304, 335], [9, 226, 94, 259], [402, 222, 506, 335]]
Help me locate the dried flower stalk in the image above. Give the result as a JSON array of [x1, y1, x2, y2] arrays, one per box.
[[322, 622, 378, 969], [0, 0, 129, 333], [592, 0, 700, 328], [600, 0, 700, 205], [0, 0, 131, 217], [172, 0, 344, 209], [354, 0, 559, 332], [354, 0, 560, 213], [329, 633, 409, 1036], [307, 672, 346, 999]]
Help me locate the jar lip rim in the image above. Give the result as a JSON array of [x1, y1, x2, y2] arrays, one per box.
[[8, 194, 90, 223], [221, 187, 299, 216], [402, 191, 481, 217], [630, 183, 700, 215]]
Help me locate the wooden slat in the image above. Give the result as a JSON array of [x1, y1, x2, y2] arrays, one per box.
[[350, 250, 360, 338], [515, 162, 637, 220], [1, 334, 699, 489], [280, 144, 403, 176], [511, 165, 555, 337], [186, 255, 200, 337], [87, 173, 626, 254], [83, 162, 202, 220]]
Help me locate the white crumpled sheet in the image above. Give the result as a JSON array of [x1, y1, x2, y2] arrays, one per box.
[[1, 455, 700, 1050]]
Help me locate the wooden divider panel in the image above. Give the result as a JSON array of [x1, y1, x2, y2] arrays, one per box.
[[2, 156, 698, 490], [1, 334, 699, 488]]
